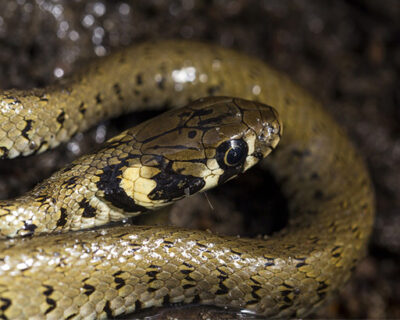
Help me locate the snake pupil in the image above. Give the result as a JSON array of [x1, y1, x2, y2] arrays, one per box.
[[216, 139, 248, 168]]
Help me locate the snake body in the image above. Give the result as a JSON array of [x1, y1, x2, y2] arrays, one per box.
[[0, 41, 374, 319]]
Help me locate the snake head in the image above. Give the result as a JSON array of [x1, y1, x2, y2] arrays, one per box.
[[121, 96, 280, 206], [99, 96, 281, 211]]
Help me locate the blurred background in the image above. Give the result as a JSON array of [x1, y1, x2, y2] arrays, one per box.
[[0, 1, 398, 318]]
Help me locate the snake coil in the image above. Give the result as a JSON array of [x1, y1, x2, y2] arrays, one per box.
[[0, 41, 374, 319]]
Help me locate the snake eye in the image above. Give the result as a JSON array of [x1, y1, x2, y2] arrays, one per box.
[[216, 139, 248, 168]]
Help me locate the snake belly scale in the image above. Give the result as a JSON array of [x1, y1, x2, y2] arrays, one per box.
[[0, 41, 374, 319]]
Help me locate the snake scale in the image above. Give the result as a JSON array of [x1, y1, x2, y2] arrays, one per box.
[[0, 40, 374, 319]]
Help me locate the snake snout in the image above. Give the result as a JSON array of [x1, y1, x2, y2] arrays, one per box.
[[230, 98, 282, 172], [255, 104, 282, 156]]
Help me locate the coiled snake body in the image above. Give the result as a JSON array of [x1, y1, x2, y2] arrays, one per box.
[[0, 41, 374, 319]]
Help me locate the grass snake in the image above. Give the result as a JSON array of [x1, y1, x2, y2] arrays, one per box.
[[0, 40, 374, 319]]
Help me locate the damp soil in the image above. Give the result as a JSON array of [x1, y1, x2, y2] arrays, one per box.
[[0, 1, 399, 319]]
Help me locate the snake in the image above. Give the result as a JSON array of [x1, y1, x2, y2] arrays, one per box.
[[0, 40, 374, 319]]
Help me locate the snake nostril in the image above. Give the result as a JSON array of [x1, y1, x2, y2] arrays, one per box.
[[252, 151, 264, 160]]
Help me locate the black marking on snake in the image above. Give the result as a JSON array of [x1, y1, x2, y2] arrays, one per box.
[[96, 158, 148, 212], [215, 282, 229, 295], [216, 267, 228, 276], [264, 259, 275, 267], [56, 208, 68, 227], [148, 161, 205, 201], [230, 248, 242, 256], [296, 261, 307, 268], [142, 96, 149, 104], [128, 243, 141, 252], [0, 298, 11, 312], [95, 93, 102, 104], [103, 301, 113, 318], [318, 281, 328, 292], [78, 102, 86, 114], [185, 275, 195, 282], [43, 285, 54, 296], [4, 95, 21, 105], [251, 285, 262, 299], [162, 295, 170, 305], [197, 113, 229, 126], [246, 300, 259, 306], [190, 108, 214, 117], [137, 110, 211, 145], [183, 283, 195, 289], [281, 290, 292, 297], [21, 120, 33, 139], [215, 268, 229, 295], [279, 304, 291, 311], [162, 240, 173, 248], [83, 284, 95, 296], [79, 199, 96, 218], [65, 314, 77, 320], [23, 221, 37, 233], [136, 73, 143, 85], [135, 300, 142, 311], [195, 242, 211, 252], [146, 270, 159, 277], [117, 232, 130, 238], [180, 269, 192, 275], [113, 83, 124, 101], [44, 298, 56, 315], [317, 281, 328, 300], [282, 295, 293, 304], [187, 130, 197, 139], [62, 176, 79, 188], [114, 277, 126, 289], [250, 276, 261, 285], [190, 294, 200, 304], [0, 147, 9, 159], [56, 110, 65, 125]]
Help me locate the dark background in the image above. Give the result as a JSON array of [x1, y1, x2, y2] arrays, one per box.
[[0, 1, 399, 318]]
